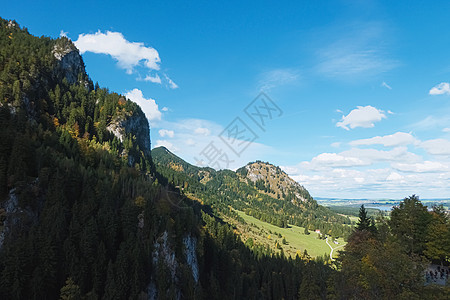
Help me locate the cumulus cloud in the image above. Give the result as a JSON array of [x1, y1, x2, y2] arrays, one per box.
[[155, 140, 178, 152], [350, 132, 418, 147], [341, 147, 421, 164], [420, 138, 450, 155], [336, 105, 386, 130], [386, 172, 403, 181], [429, 82, 450, 95], [125, 89, 161, 123], [302, 146, 421, 171], [304, 153, 367, 168], [75, 31, 160, 74], [158, 129, 174, 138], [74, 31, 178, 87]]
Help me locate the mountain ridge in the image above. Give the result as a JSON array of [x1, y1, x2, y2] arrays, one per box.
[[152, 146, 352, 239]]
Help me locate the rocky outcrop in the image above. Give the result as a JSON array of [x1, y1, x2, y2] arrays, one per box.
[[0, 181, 42, 250], [52, 39, 85, 85], [183, 235, 199, 283], [107, 109, 151, 158], [244, 162, 311, 203]]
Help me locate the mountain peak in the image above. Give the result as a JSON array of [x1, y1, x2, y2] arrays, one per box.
[[238, 160, 312, 203]]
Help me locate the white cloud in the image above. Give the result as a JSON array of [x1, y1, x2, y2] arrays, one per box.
[[429, 82, 450, 95], [341, 147, 421, 165], [185, 139, 195, 146], [443, 128, 450, 132], [381, 81, 392, 90], [162, 107, 169, 112], [125, 89, 161, 123], [60, 30, 68, 38], [155, 140, 178, 152], [164, 74, 178, 89], [350, 132, 418, 147], [411, 115, 450, 131], [392, 161, 448, 173], [75, 31, 160, 74], [259, 68, 299, 90], [420, 139, 450, 155], [74, 31, 178, 88], [331, 142, 341, 148], [315, 23, 397, 79], [304, 153, 367, 168], [386, 172, 403, 181], [336, 105, 386, 130], [194, 127, 211, 136], [142, 74, 161, 83], [302, 146, 421, 172], [158, 129, 174, 138]]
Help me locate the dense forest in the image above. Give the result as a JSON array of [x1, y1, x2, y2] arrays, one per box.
[[0, 17, 449, 299]]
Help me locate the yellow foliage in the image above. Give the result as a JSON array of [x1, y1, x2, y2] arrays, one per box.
[[53, 117, 60, 127], [135, 196, 145, 207], [267, 235, 271, 239]]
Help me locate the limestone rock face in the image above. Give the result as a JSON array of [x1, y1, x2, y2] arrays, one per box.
[[107, 109, 151, 157], [52, 40, 85, 85], [243, 161, 312, 204]]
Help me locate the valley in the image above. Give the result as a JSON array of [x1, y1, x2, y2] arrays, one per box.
[[226, 209, 346, 259]]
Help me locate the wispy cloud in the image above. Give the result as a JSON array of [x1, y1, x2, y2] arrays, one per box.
[[140, 74, 161, 84], [315, 22, 397, 79], [381, 81, 392, 90], [258, 68, 300, 90]]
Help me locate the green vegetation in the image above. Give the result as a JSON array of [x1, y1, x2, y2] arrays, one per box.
[[152, 147, 353, 239], [330, 195, 450, 299], [233, 209, 346, 258]]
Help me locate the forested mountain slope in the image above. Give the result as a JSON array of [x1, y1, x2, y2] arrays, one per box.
[[152, 147, 352, 239], [0, 17, 335, 299]]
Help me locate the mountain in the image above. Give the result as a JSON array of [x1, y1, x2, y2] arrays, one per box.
[[238, 161, 313, 204], [152, 147, 352, 238], [0, 17, 337, 299]]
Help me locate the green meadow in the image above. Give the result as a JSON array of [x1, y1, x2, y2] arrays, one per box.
[[233, 210, 347, 258]]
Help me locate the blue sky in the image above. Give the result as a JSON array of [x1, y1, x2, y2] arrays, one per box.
[[4, 1, 450, 198]]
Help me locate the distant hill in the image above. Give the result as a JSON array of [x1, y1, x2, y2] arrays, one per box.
[[152, 146, 352, 238]]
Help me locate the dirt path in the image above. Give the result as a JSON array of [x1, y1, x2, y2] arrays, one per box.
[[326, 237, 345, 260]]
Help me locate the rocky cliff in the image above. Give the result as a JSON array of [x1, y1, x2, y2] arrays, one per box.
[[52, 38, 85, 85]]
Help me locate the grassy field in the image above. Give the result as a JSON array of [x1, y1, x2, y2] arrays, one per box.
[[229, 210, 346, 258]]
